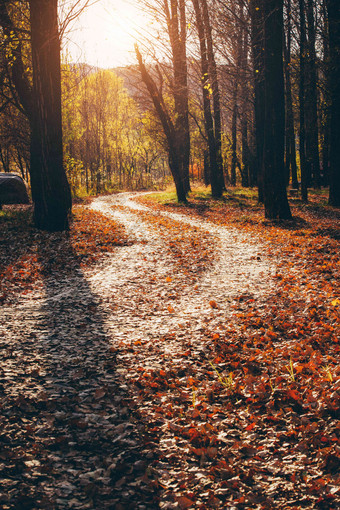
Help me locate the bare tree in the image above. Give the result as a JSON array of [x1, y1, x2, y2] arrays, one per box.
[[135, 0, 190, 202], [192, 0, 223, 197]]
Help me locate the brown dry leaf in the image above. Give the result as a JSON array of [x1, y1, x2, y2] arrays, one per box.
[[177, 495, 195, 509], [94, 387, 106, 400]]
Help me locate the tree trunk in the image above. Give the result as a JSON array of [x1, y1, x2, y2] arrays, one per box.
[[249, 0, 265, 202], [326, 0, 340, 206], [262, 0, 291, 219], [284, 0, 298, 189], [230, 83, 238, 187], [299, 0, 308, 201], [192, 0, 221, 197], [321, 0, 330, 187], [170, 0, 191, 194], [305, 0, 321, 188], [200, 0, 225, 193], [135, 44, 187, 202], [29, 0, 71, 230], [239, 6, 250, 188]]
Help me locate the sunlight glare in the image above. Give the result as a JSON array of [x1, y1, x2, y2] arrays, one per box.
[[62, 0, 150, 68]]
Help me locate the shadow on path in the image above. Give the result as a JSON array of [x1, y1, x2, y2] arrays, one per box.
[[0, 233, 159, 509]]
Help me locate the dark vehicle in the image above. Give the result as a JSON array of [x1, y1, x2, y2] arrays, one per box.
[[0, 173, 29, 208]]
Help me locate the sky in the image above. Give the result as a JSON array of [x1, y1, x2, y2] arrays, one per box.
[[62, 0, 151, 68]]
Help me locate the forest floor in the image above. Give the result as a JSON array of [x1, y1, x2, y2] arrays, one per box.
[[0, 188, 339, 510]]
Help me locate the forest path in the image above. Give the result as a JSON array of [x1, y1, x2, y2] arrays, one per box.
[[1, 193, 339, 509], [0, 192, 277, 509], [90, 192, 276, 348]]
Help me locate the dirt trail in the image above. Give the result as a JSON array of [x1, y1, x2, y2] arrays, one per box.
[[0, 192, 278, 509], [90, 193, 276, 344]]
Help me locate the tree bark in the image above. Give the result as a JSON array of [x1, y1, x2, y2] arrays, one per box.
[[326, 0, 340, 206], [239, 6, 250, 188], [169, 0, 191, 194], [305, 0, 321, 188], [284, 0, 298, 189], [230, 80, 238, 187], [320, 0, 330, 186], [29, 0, 71, 230], [192, 0, 221, 197], [262, 0, 291, 219], [299, 0, 308, 201], [135, 45, 187, 202], [200, 0, 225, 193], [249, 0, 265, 202]]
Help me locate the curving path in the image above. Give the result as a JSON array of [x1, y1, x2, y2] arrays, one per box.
[[0, 192, 277, 509], [90, 193, 276, 344]]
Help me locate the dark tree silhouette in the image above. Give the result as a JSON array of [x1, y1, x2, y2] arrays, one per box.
[[305, 0, 321, 188], [0, 0, 71, 231], [299, 0, 308, 201], [29, 0, 71, 230], [326, 0, 340, 206], [262, 0, 292, 219], [250, 0, 265, 202], [283, 0, 298, 189], [250, 0, 291, 218]]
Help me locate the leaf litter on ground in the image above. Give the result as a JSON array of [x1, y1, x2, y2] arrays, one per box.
[[0, 191, 339, 509]]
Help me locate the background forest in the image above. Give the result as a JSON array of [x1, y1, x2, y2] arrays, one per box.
[[0, 0, 339, 224]]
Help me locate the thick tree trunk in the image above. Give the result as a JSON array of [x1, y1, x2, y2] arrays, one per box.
[[262, 0, 291, 219], [239, 8, 250, 188], [321, 0, 330, 187], [326, 0, 340, 206], [29, 0, 71, 230]]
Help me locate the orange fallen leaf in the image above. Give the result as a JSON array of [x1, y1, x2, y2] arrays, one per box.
[[168, 305, 175, 313], [209, 300, 219, 309]]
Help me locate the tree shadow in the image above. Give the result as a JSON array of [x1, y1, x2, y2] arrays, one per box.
[[0, 205, 36, 283], [1, 233, 159, 509], [262, 215, 312, 231]]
